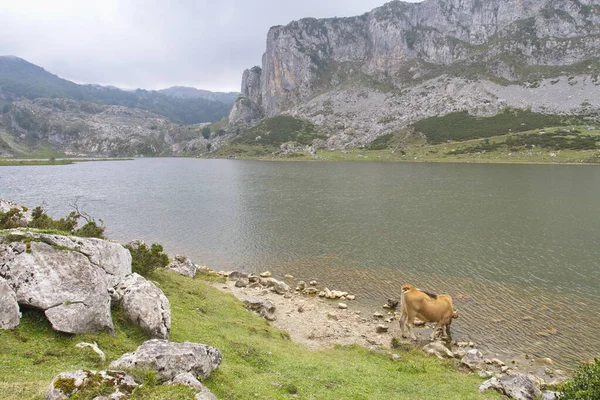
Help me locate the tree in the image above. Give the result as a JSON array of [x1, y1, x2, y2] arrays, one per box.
[[201, 126, 211, 139]]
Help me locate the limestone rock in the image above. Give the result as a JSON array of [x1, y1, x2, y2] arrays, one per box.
[[114, 273, 171, 339], [244, 298, 276, 321], [230, 0, 600, 152], [166, 255, 197, 278], [0, 200, 32, 226], [235, 278, 249, 288], [110, 339, 222, 382], [259, 271, 272, 278], [376, 324, 389, 333], [541, 391, 560, 400], [423, 341, 454, 359], [461, 349, 485, 371], [0, 277, 20, 329], [171, 372, 218, 400], [263, 277, 290, 295], [1, 239, 114, 334], [479, 374, 542, 400], [47, 370, 137, 400], [228, 271, 249, 280]]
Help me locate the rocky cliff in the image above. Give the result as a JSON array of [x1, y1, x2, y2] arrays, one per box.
[[230, 0, 600, 148]]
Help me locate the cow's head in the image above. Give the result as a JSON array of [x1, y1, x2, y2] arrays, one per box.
[[401, 284, 415, 293]]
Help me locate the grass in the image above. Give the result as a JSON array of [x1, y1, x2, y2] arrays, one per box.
[[411, 108, 586, 144], [0, 158, 133, 166], [210, 125, 600, 165], [0, 268, 499, 399]]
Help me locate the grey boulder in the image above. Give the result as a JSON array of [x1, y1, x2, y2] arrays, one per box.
[[171, 372, 218, 400], [244, 298, 276, 321], [0, 277, 20, 329], [1, 240, 114, 334], [479, 374, 542, 400], [47, 370, 137, 400], [423, 341, 454, 359], [109, 339, 222, 382], [114, 273, 171, 339], [461, 349, 485, 371], [167, 255, 197, 278]]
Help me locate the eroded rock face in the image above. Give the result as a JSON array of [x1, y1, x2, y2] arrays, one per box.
[[109, 339, 222, 382], [0, 239, 114, 334], [114, 273, 171, 340], [47, 370, 138, 400], [228, 0, 600, 151], [166, 255, 197, 278], [0, 277, 20, 329]]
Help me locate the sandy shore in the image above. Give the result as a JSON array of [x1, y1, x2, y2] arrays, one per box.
[[215, 279, 406, 351]]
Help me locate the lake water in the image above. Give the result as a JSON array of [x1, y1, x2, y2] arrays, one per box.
[[1, 158, 599, 368]]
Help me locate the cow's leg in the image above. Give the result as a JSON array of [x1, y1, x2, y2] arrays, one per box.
[[399, 311, 408, 338], [430, 321, 444, 341], [406, 311, 418, 341]]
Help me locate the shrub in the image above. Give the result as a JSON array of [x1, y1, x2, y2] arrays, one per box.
[[559, 359, 600, 400], [125, 242, 169, 277], [0, 204, 105, 238]]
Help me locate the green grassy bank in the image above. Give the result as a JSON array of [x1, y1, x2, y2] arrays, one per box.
[[213, 125, 600, 165], [0, 268, 499, 399]]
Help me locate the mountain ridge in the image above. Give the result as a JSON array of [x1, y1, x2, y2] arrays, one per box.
[[228, 0, 600, 151], [0, 56, 232, 125]]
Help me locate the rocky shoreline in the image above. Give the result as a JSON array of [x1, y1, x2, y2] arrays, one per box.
[[201, 266, 568, 399], [0, 199, 573, 399]]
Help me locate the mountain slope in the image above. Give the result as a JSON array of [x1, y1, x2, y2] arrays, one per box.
[[0, 56, 232, 124], [0, 98, 212, 157], [228, 0, 600, 150], [158, 86, 239, 106]]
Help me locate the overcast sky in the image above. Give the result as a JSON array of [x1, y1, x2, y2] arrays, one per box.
[[0, 0, 408, 92]]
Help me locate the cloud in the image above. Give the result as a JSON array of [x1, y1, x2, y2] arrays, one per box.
[[0, 0, 414, 91]]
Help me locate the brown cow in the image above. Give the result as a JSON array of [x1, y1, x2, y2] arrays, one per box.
[[398, 284, 458, 341]]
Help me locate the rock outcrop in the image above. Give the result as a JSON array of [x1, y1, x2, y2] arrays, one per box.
[[109, 339, 222, 382], [47, 370, 138, 400], [230, 0, 600, 148], [113, 273, 171, 340], [0, 230, 131, 333], [0, 277, 20, 329], [166, 255, 197, 278], [479, 373, 542, 400], [0, 200, 32, 226]]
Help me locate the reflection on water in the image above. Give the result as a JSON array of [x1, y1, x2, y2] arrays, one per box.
[[1, 158, 599, 368]]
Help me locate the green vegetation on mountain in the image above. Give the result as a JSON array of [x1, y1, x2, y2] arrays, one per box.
[[0, 56, 231, 124], [411, 108, 587, 144], [215, 115, 327, 157]]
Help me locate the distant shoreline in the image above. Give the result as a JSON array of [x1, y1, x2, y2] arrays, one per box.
[[0, 158, 133, 166]]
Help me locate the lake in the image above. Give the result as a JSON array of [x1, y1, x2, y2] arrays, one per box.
[[1, 158, 599, 368]]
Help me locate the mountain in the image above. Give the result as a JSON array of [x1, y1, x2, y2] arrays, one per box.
[[0, 56, 232, 124], [0, 98, 213, 157], [228, 0, 600, 150], [158, 86, 239, 106]]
